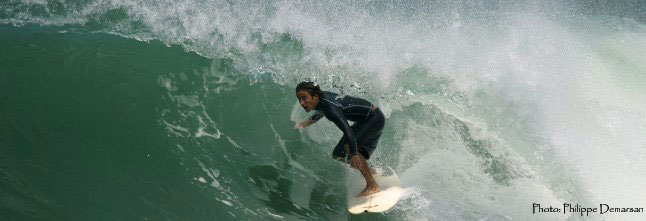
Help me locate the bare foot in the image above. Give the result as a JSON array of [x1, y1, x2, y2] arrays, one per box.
[[356, 184, 380, 197]]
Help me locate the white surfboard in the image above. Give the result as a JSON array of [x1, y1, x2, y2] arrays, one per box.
[[347, 166, 403, 214]]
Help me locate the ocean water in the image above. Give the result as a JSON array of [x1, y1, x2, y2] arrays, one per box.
[[1, 0, 645, 220]]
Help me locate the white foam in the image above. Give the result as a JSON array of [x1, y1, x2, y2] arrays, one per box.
[[8, 0, 646, 219]]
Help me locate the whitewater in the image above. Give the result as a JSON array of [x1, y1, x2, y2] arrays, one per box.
[[1, 0, 645, 220]]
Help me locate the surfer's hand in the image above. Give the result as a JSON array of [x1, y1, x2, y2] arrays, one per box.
[[294, 120, 314, 129], [350, 154, 364, 169], [294, 122, 304, 129]]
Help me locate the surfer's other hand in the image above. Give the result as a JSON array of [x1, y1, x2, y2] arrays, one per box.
[[350, 154, 364, 169], [294, 122, 304, 129], [295, 120, 315, 129]]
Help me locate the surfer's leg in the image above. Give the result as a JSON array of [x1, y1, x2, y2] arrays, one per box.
[[342, 144, 379, 196], [353, 153, 380, 197], [353, 108, 384, 176], [353, 109, 385, 196], [332, 126, 380, 196], [354, 108, 385, 160], [356, 146, 378, 174], [338, 143, 379, 196]]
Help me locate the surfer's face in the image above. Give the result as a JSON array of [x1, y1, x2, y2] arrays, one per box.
[[296, 90, 319, 112]]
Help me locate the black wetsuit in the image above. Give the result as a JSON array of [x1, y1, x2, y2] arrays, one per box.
[[309, 91, 385, 160]]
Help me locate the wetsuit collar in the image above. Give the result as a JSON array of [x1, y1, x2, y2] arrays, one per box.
[[314, 91, 330, 110]]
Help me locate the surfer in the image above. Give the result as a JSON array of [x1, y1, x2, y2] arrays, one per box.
[[294, 82, 385, 197]]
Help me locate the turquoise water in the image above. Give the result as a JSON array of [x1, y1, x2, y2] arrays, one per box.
[[2, 1, 646, 220]]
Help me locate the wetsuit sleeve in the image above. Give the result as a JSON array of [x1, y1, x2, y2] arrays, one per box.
[[325, 106, 359, 155], [309, 111, 325, 122]]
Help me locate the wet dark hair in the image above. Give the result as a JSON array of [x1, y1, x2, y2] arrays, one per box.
[[295, 81, 324, 98]]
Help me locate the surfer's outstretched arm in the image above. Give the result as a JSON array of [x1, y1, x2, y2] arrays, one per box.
[[295, 110, 324, 129]]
